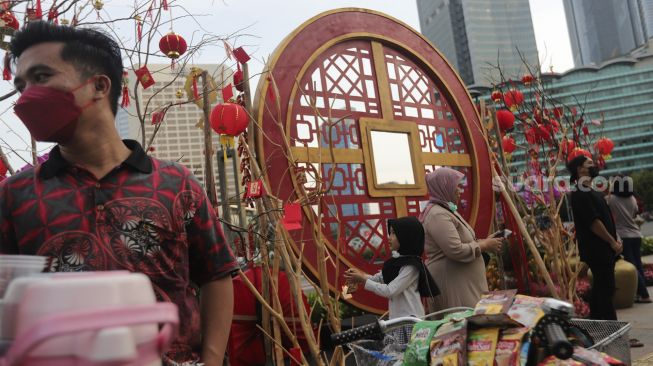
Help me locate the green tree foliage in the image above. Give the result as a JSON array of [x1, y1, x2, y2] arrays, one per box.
[[632, 170, 653, 211]]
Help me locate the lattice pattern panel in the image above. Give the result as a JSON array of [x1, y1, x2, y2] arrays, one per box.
[[385, 49, 455, 124], [291, 41, 380, 149], [417, 125, 467, 154], [293, 115, 360, 149]]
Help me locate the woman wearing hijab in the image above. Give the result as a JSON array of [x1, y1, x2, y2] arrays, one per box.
[[345, 216, 439, 344], [419, 168, 502, 310]]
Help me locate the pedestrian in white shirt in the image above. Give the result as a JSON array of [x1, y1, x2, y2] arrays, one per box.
[[345, 216, 439, 345]]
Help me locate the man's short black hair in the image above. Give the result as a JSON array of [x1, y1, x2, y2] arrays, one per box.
[[9, 21, 123, 116], [566, 155, 589, 183]]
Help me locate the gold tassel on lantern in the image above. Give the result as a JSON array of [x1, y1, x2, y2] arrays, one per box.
[[220, 135, 234, 162]]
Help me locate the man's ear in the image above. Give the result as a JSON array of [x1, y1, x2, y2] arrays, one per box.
[[93, 75, 112, 98]]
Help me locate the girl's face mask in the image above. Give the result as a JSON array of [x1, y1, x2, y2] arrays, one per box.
[[14, 79, 95, 143]]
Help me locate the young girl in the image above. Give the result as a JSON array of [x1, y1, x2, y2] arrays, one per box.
[[345, 216, 439, 345]]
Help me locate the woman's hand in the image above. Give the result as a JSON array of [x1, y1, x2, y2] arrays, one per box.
[[479, 237, 503, 253], [344, 268, 368, 284]]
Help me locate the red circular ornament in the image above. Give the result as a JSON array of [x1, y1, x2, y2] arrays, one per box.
[[567, 148, 592, 162], [233, 69, 244, 92], [503, 89, 524, 109], [210, 102, 248, 136], [595, 137, 614, 156], [491, 90, 503, 103], [496, 109, 515, 131], [521, 74, 534, 85], [502, 135, 516, 153], [159, 32, 187, 59]]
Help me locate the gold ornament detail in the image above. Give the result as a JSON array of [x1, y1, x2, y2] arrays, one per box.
[[93, 0, 104, 11], [176, 89, 184, 99]]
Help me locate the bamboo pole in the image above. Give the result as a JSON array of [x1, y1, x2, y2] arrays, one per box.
[[271, 252, 286, 366], [201, 70, 218, 207], [30, 137, 37, 166]]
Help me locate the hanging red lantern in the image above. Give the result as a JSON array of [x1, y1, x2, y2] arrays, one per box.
[[595, 137, 614, 156], [210, 102, 248, 136], [496, 109, 515, 132], [503, 89, 524, 110], [521, 74, 534, 85], [567, 148, 592, 162], [0, 11, 20, 30], [234, 68, 244, 92], [491, 90, 502, 103], [159, 32, 187, 59], [559, 139, 576, 155], [502, 135, 516, 153]]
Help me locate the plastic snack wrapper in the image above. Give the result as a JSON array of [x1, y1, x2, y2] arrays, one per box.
[[467, 327, 500, 366], [429, 311, 473, 366], [494, 327, 530, 366], [404, 320, 446, 366]]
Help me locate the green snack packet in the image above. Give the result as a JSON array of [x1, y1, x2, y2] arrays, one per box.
[[404, 320, 446, 366]]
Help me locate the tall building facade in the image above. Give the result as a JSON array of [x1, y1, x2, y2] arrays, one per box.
[[564, 0, 649, 67], [471, 51, 653, 176], [115, 64, 242, 210], [416, 0, 539, 86]]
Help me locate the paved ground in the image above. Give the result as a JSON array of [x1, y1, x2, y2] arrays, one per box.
[[626, 254, 653, 365]]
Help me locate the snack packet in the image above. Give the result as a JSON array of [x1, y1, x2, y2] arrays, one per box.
[[494, 327, 529, 366], [572, 346, 626, 366], [429, 311, 472, 366], [538, 355, 584, 366], [507, 295, 545, 329], [474, 290, 518, 315], [404, 320, 445, 366], [467, 328, 500, 366]]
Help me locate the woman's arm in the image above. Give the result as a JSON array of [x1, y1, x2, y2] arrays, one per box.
[[364, 266, 418, 299]]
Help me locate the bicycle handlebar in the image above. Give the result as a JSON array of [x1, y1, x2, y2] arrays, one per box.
[[329, 316, 422, 346], [544, 322, 574, 360]]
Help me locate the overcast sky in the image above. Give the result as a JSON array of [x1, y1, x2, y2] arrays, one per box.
[[0, 0, 572, 169]]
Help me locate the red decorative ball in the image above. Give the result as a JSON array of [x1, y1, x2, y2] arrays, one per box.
[[503, 89, 524, 109], [233, 69, 244, 92], [595, 137, 614, 156], [502, 135, 516, 153], [0, 11, 20, 30], [496, 109, 515, 131], [491, 90, 503, 103], [521, 74, 534, 85], [159, 32, 187, 59], [567, 148, 592, 162], [210, 103, 248, 136]]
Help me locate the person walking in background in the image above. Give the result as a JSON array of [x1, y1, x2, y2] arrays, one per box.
[[419, 168, 502, 311], [607, 175, 651, 304], [567, 156, 622, 321], [345, 216, 439, 345]]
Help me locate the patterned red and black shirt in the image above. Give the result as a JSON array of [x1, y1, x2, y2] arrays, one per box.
[[0, 140, 238, 364]]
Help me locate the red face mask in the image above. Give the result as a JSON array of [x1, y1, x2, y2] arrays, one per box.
[[14, 80, 95, 143]]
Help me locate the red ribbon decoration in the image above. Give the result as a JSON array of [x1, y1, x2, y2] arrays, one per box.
[[35, 0, 42, 18], [120, 71, 130, 108], [161, 0, 168, 10]]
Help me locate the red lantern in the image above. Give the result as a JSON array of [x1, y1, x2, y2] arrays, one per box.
[[521, 74, 534, 85], [502, 135, 516, 153], [595, 137, 614, 156], [496, 109, 515, 132], [567, 148, 592, 162], [503, 89, 524, 110], [210, 102, 248, 136], [233, 69, 244, 92], [559, 139, 576, 155], [159, 32, 187, 59], [491, 90, 502, 103], [0, 11, 19, 30]]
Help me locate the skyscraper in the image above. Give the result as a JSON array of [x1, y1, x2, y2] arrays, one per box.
[[564, 0, 649, 67], [416, 0, 539, 86], [116, 64, 242, 212]]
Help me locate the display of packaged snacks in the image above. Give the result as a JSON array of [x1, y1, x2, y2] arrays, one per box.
[[474, 290, 518, 315], [404, 320, 446, 366], [494, 327, 530, 366], [507, 295, 545, 329], [428, 310, 474, 366], [467, 327, 500, 366]]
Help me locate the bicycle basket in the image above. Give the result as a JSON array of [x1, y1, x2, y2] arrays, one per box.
[[349, 340, 403, 366], [569, 319, 631, 365]]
